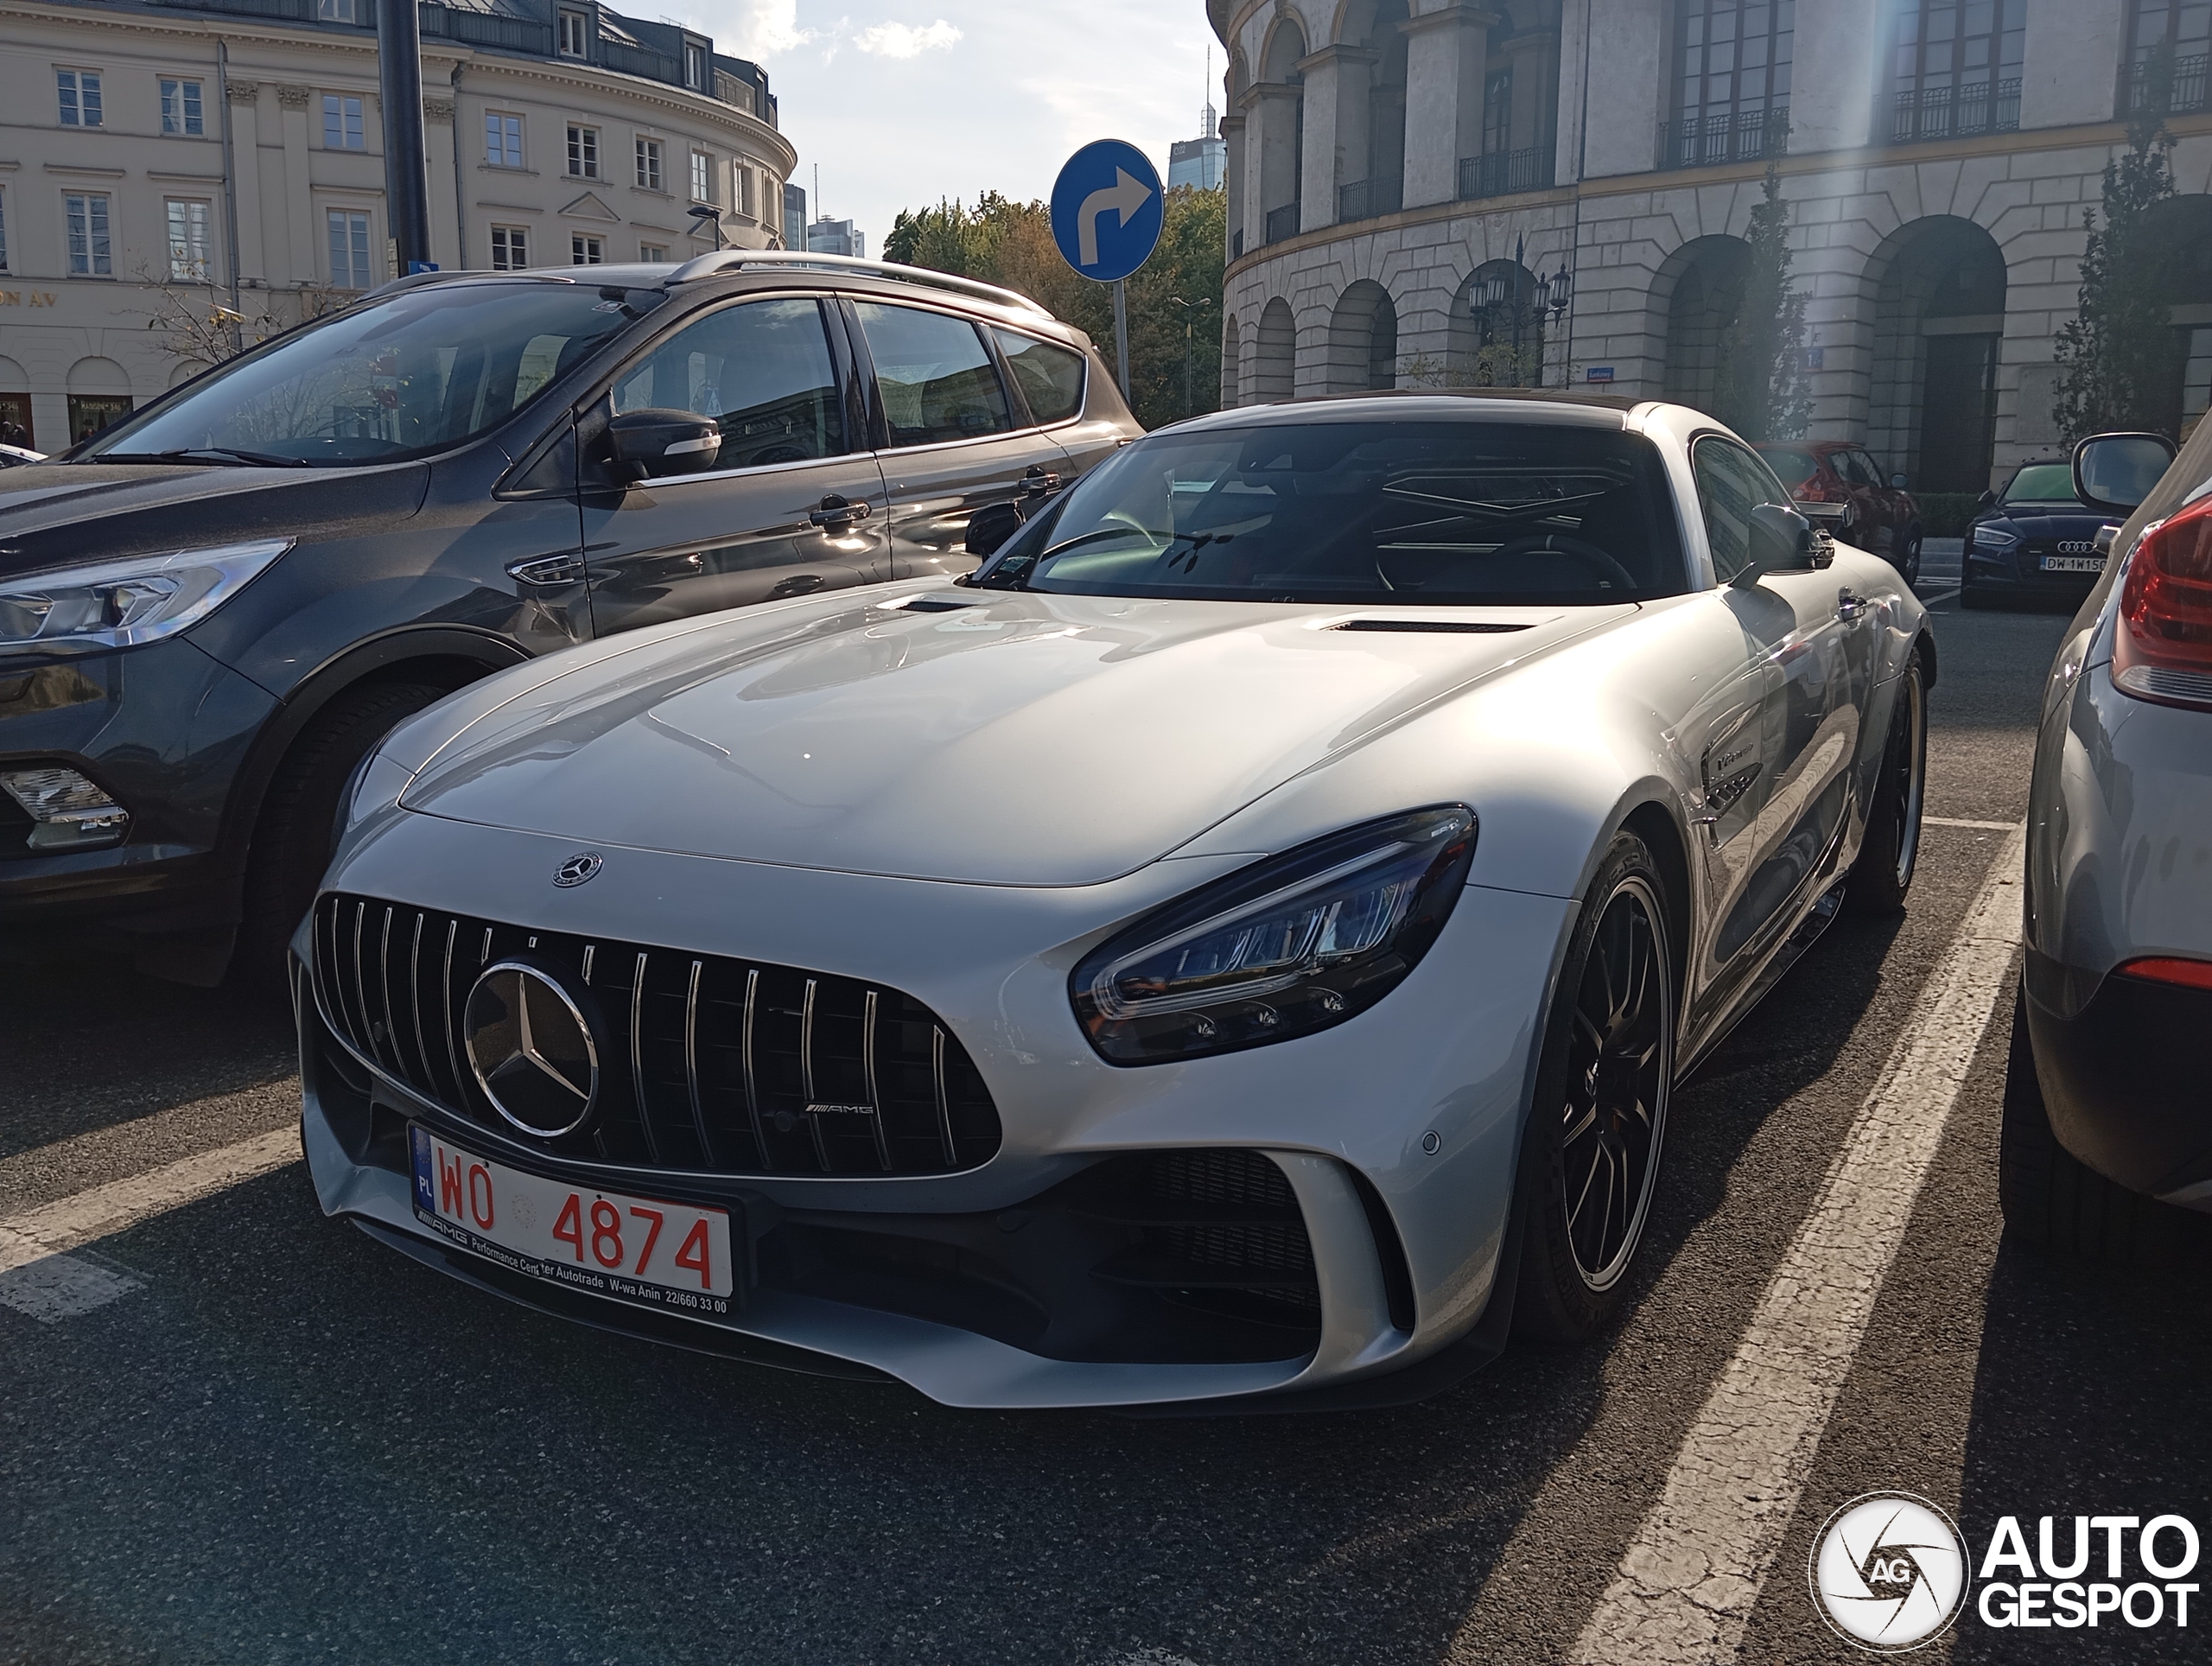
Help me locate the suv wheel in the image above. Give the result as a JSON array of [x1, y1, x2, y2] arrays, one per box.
[[235, 679, 454, 989], [1898, 522, 1923, 587], [1847, 649, 1926, 915]]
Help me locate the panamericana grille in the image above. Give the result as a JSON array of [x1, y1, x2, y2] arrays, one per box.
[[311, 893, 1001, 1178]]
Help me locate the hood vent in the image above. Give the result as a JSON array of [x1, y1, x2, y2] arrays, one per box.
[[1330, 618, 1531, 634], [881, 595, 974, 614]]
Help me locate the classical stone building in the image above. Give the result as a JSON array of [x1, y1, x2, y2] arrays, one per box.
[[0, 0, 796, 452], [1210, 0, 2212, 492]]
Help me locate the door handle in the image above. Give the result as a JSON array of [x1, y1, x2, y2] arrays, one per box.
[[1836, 588, 1868, 621], [769, 573, 829, 598], [1020, 467, 1061, 499], [507, 553, 586, 587], [809, 495, 871, 528]]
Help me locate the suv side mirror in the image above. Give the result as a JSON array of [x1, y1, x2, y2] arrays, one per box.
[[607, 408, 721, 481], [2072, 430, 2176, 513], [1890, 472, 1908, 491], [965, 501, 1025, 557], [1733, 500, 1824, 586]]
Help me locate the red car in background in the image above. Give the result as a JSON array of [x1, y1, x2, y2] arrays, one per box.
[[1755, 439, 1924, 585]]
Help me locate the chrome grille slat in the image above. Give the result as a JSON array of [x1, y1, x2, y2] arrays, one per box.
[[312, 893, 1001, 1180]]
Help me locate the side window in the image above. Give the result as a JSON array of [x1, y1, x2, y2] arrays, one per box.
[[611, 297, 847, 465], [1693, 436, 1772, 582], [853, 302, 1010, 446], [993, 329, 1086, 425]]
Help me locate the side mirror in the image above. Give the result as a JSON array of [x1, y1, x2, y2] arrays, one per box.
[[2072, 430, 2176, 514], [607, 408, 721, 481], [1890, 472, 1908, 491], [965, 500, 1025, 557], [1975, 488, 1997, 510], [1732, 500, 1822, 586]]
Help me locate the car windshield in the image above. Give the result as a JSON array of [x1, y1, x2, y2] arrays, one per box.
[[973, 419, 1688, 606], [2002, 462, 2082, 505], [1762, 447, 1821, 486], [79, 280, 655, 467]]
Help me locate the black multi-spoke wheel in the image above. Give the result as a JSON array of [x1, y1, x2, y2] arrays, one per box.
[[1514, 834, 1677, 1340], [1847, 648, 1928, 916]]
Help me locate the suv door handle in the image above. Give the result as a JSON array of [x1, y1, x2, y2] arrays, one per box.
[[507, 553, 586, 587], [808, 495, 871, 528], [1836, 588, 1868, 621], [1020, 467, 1061, 499]]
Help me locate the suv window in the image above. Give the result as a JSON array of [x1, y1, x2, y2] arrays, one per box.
[[854, 302, 1010, 446], [1694, 436, 1787, 582], [994, 328, 1086, 424], [611, 297, 847, 465]]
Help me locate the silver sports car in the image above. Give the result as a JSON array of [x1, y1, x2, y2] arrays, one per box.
[[298, 392, 1934, 1410]]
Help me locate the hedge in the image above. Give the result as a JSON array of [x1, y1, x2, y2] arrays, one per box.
[[1916, 493, 1982, 537]]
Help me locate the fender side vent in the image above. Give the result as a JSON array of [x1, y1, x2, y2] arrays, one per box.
[[1331, 619, 1531, 634]]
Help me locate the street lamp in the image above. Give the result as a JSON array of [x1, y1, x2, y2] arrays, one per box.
[[687, 204, 725, 251], [1167, 296, 1212, 416], [1471, 259, 1575, 387]]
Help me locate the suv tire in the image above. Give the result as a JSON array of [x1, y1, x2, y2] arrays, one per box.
[[1898, 522, 1923, 587], [1847, 650, 1927, 916], [235, 678, 453, 989]]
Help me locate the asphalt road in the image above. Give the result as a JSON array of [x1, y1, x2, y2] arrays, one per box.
[[6, 581, 2209, 1666]]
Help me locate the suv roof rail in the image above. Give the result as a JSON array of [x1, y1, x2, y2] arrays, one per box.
[[664, 250, 1053, 319]]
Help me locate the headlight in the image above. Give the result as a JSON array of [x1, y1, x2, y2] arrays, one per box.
[[0, 539, 292, 656], [1071, 805, 1478, 1065], [1973, 526, 2018, 551]]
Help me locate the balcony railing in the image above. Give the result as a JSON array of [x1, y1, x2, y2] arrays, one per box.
[[1891, 79, 2021, 143], [1337, 175, 1403, 223], [1264, 202, 1301, 245], [1658, 105, 1789, 170], [1458, 144, 1556, 200], [2126, 53, 2210, 115]]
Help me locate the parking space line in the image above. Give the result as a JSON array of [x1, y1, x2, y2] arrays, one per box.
[[1569, 825, 2026, 1665], [1924, 816, 2018, 831], [0, 1124, 299, 1324]]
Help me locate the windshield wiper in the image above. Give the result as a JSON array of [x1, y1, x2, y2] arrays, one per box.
[[95, 447, 315, 468]]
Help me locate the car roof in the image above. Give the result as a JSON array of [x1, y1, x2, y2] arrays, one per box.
[[1160, 389, 1639, 436]]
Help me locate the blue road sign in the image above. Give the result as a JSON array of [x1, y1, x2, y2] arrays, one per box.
[[1050, 140, 1164, 284]]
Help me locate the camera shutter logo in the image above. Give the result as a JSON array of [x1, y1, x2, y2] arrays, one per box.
[[553, 851, 602, 887], [1809, 1492, 1970, 1651]]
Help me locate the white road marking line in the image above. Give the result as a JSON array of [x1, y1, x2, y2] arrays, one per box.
[[0, 1125, 299, 1324], [1924, 816, 2018, 830], [1916, 585, 1963, 606], [1571, 824, 2026, 1665]]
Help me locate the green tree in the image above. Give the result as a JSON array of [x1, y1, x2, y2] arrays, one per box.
[[881, 186, 1225, 430], [2053, 44, 2182, 442], [1714, 162, 1813, 440]]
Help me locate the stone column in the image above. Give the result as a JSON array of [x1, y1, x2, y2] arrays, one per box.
[[274, 84, 315, 291], [2020, 0, 2126, 129], [1297, 44, 1376, 229], [1218, 112, 1248, 258], [1400, 4, 1491, 209], [1247, 82, 1304, 243], [1579, 0, 1665, 179], [423, 95, 457, 270], [225, 81, 266, 289]]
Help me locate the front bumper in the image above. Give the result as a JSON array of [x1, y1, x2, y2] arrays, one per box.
[[1963, 548, 2104, 605], [296, 814, 1569, 1408]]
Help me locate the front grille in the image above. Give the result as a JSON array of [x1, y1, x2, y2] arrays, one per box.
[[312, 892, 1002, 1178]]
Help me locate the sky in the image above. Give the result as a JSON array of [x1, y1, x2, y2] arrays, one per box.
[[667, 0, 1222, 251]]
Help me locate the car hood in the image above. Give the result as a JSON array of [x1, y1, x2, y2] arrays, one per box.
[[0, 461, 429, 577], [1976, 508, 2111, 540], [399, 589, 1633, 886]]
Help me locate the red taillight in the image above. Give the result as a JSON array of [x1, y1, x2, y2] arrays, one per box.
[[2115, 956, 2212, 991], [2114, 498, 2212, 709]]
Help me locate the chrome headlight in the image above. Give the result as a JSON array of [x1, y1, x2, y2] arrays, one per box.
[[1972, 526, 2019, 551], [0, 539, 292, 656], [1071, 805, 1478, 1065]]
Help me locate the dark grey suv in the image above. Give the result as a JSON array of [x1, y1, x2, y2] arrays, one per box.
[[0, 254, 1138, 982]]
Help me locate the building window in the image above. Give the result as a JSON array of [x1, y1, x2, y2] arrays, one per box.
[[160, 78, 205, 137], [485, 111, 524, 168], [571, 234, 604, 264], [317, 0, 358, 21], [557, 10, 588, 57], [490, 225, 529, 270], [635, 136, 663, 190], [2126, 1, 2212, 112], [65, 192, 112, 276], [324, 93, 365, 150], [167, 199, 213, 281], [567, 124, 599, 178], [639, 240, 667, 261], [0, 191, 10, 272], [57, 69, 103, 128], [690, 150, 713, 201], [685, 42, 708, 90], [327, 207, 373, 288], [734, 164, 754, 219], [1890, 0, 2024, 141], [1663, 2, 1791, 168]]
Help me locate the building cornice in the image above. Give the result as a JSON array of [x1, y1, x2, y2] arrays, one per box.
[[0, 0, 795, 173]]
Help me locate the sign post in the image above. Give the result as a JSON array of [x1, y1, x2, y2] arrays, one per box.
[[1049, 140, 1165, 403]]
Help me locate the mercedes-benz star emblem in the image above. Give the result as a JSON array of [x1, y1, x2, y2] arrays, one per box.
[[462, 960, 601, 1138], [553, 852, 603, 887]]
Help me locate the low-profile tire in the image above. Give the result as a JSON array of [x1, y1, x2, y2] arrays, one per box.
[[1512, 832, 1677, 1343], [233, 679, 454, 989], [1996, 979, 2200, 1266], [1898, 523, 1923, 587], [1847, 648, 1927, 916]]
